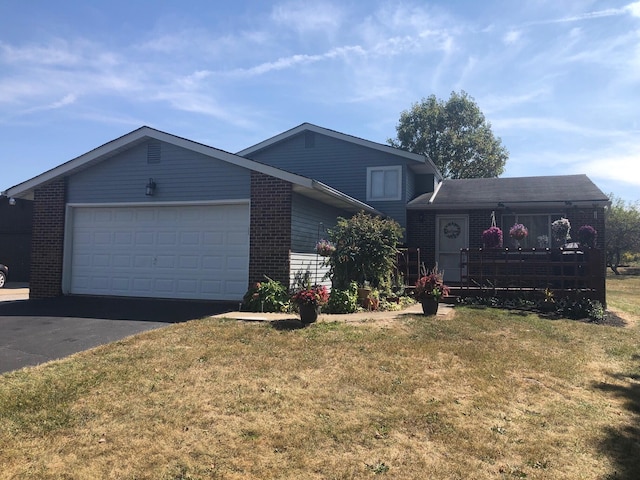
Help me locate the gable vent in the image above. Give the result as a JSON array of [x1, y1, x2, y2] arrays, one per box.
[[147, 142, 161, 164], [304, 131, 315, 149]]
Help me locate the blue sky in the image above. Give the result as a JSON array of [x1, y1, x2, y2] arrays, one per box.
[[1, 1, 639, 202]]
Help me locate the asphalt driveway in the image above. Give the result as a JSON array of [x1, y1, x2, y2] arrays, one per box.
[[0, 291, 236, 374]]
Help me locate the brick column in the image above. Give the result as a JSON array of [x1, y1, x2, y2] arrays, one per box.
[[249, 172, 292, 287], [30, 179, 66, 298]]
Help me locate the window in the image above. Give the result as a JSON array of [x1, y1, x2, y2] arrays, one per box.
[[502, 214, 565, 248], [367, 166, 402, 201]]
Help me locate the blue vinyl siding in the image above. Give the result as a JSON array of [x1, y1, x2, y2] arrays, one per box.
[[291, 193, 351, 253], [67, 140, 250, 203], [246, 132, 411, 225]]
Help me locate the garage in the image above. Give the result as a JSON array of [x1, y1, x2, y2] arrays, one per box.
[[66, 203, 249, 301]]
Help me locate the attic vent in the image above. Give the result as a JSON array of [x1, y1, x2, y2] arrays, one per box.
[[304, 131, 315, 149], [147, 142, 161, 164]]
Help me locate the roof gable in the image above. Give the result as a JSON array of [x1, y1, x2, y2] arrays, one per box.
[[237, 123, 441, 175], [3, 126, 380, 215]]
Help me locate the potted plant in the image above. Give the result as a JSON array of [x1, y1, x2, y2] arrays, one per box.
[[577, 225, 597, 248], [414, 266, 450, 315], [291, 284, 329, 324], [551, 217, 571, 246], [482, 226, 503, 248], [509, 223, 528, 247]]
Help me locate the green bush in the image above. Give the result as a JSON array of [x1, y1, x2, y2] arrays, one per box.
[[326, 282, 359, 314], [327, 212, 403, 290], [242, 277, 289, 312]]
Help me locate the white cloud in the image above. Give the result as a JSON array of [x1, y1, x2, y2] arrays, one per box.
[[481, 90, 551, 114], [270, 1, 344, 35], [40, 93, 76, 111], [503, 29, 522, 45], [626, 1, 640, 17], [493, 116, 629, 138], [0, 40, 80, 66]]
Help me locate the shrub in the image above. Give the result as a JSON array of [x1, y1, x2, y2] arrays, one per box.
[[242, 278, 289, 312], [327, 212, 404, 290], [326, 282, 359, 313]]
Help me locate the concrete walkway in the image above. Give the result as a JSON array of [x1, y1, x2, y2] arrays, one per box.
[[0, 283, 29, 302]]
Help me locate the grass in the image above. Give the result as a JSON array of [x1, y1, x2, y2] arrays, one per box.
[[1, 277, 640, 479]]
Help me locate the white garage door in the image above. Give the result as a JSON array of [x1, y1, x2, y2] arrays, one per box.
[[68, 204, 249, 300]]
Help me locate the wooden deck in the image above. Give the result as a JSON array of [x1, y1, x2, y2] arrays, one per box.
[[457, 247, 606, 305]]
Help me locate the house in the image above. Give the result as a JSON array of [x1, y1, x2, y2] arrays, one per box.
[[3, 126, 385, 300], [3, 123, 609, 302]]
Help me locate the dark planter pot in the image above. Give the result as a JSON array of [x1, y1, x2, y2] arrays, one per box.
[[421, 298, 439, 316], [299, 303, 320, 324]]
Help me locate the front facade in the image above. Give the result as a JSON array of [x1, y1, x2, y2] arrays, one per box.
[[3, 124, 609, 302], [5, 127, 378, 300]]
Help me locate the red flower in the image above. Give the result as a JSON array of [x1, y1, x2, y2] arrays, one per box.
[[292, 285, 329, 306]]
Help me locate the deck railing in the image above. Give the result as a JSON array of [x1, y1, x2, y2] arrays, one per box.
[[458, 247, 606, 305]]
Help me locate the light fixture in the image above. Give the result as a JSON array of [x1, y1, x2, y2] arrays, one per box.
[[145, 178, 156, 196], [8, 197, 16, 206]]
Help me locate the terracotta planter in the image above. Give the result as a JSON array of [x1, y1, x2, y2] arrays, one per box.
[[421, 298, 439, 316], [298, 303, 320, 324], [357, 287, 372, 300]]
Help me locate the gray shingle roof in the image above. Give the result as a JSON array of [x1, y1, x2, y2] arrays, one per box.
[[407, 174, 609, 209]]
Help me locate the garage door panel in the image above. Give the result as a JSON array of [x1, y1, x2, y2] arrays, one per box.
[[135, 232, 154, 246], [69, 204, 249, 300], [112, 255, 132, 268]]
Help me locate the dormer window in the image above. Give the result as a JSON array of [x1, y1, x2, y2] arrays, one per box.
[[367, 166, 402, 201]]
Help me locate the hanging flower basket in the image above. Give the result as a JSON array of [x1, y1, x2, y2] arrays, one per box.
[[551, 218, 571, 245], [577, 225, 597, 248], [315, 239, 336, 257], [482, 226, 503, 248], [509, 223, 528, 241]]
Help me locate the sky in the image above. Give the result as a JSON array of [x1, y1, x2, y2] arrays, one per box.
[[1, 0, 639, 203]]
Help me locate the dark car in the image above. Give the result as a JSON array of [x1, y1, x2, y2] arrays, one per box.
[[0, 264, 7, 288]]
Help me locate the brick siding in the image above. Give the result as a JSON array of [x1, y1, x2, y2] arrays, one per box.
[[406, 210, 436, 268], [30, 179, 66, 299], [249, 172, 292, 287]]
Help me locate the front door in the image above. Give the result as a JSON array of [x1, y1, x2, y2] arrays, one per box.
[[436, 215, 468, 283]]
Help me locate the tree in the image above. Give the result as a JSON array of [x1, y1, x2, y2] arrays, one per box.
[[389, 91, 508, 179], [327, 212, 403, 290], [605, 195, 640, 274]]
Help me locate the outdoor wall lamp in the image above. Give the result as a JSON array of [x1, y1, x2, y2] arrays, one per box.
[[8, 197, 16, 206], [145, 178, 156, 196]]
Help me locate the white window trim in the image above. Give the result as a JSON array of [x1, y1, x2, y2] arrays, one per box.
[[366, 165, 402, 202]]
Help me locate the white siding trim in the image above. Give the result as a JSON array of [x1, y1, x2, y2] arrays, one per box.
[[289, 253, 331, 290]]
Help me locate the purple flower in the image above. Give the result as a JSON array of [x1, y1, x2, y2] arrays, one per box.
[[577, 225, 597, 248], [482, 226, 503, 248], [509, 223, 528, 240]]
